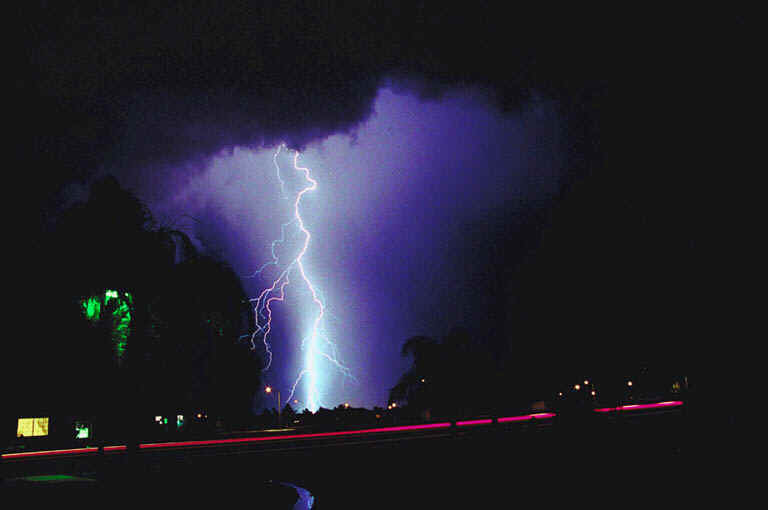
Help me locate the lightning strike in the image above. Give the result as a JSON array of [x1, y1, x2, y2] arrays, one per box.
[[250, 144, 353, 411]]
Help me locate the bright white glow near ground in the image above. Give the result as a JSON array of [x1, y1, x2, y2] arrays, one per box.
[[143, 86, 563, 410]]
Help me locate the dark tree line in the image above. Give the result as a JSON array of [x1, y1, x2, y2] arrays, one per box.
[[4, 176, 261, 443], [389, 322, 688, 422]]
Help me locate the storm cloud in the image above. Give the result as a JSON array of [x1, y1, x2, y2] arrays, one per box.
[[16, 1, 607, 195], [12, 3, 755, 411]]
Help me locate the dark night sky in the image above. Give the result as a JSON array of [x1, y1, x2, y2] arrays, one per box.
[[9, 3, 756, 411]]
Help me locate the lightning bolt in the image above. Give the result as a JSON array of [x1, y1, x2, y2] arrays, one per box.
[[250, 144, 354, 411], [244, 145, 294, 279]]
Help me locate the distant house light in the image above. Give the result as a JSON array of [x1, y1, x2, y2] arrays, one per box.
[[17, 417, 49, 438]]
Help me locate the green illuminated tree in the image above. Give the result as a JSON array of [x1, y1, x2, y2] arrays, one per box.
[[80, 289, 133, 367]]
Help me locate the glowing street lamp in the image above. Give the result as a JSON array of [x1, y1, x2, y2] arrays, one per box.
[[574, 384, 581, 391]]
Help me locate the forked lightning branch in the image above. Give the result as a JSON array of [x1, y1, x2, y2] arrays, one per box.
[[249, 144, 353, 411]]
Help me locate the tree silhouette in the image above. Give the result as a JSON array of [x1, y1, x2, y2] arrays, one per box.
[[390, 327, 500, 420], [14, 175, 261, 441]]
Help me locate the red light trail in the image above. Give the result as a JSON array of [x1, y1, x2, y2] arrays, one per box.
[[1, 401, 683, 460]]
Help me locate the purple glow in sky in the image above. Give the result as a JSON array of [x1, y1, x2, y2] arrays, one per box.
[[137, 86, 564, 409]]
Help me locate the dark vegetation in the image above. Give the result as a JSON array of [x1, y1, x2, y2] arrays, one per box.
[[3, 177, 261, 445]]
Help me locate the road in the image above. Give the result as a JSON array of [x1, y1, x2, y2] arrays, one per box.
[[0, 403, 740, 508]]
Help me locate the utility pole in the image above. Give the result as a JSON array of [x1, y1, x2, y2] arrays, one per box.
[[266, 386, 281, 426]]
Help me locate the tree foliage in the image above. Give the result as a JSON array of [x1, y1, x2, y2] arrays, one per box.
[[389, 327, 503, 419], [12, 176, 261, 434]]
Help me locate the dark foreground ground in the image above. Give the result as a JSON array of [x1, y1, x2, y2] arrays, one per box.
[[0, 412, 745, 508]]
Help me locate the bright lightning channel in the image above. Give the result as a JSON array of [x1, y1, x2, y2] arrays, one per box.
[[249, 144, 353, 412]]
